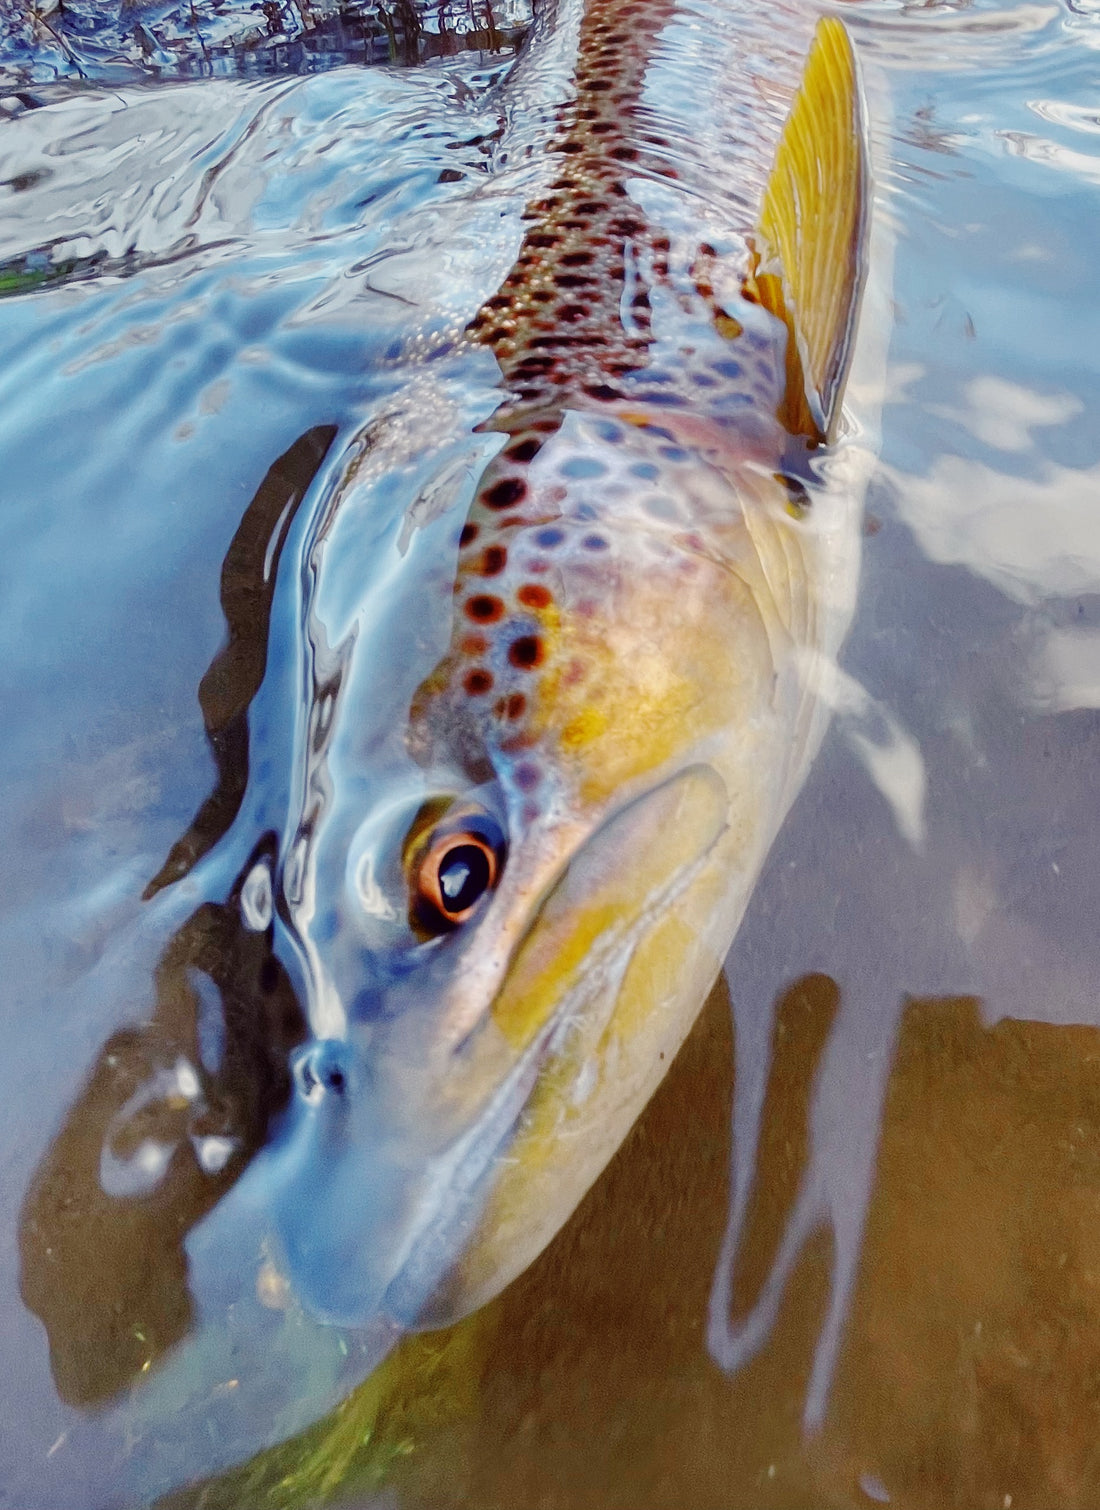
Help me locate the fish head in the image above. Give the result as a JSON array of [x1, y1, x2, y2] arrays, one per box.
[[271, 406, 805, 1328]]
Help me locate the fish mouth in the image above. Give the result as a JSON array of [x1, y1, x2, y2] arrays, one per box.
[[382, 761, 733, 1327], [377, 983, 570, 1327]]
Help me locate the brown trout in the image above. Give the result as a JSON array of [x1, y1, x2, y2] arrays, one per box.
[[274, 1, 874, 1328]]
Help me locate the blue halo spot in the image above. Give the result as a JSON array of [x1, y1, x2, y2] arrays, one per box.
[[636, 391, 685, 406], [644, 496, 678, 521], [560, 456, 608, 480]]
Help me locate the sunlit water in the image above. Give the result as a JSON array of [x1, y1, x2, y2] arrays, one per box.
[[2, 0, 1100, 1505]]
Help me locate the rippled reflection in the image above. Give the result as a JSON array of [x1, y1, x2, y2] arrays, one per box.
[[17, 429, 339, 1406], [0, 0, 532, 88], [20, 840, 306, 1405]]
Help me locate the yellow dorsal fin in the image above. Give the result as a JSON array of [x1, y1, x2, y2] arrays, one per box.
[[750, 16, 867, 445]]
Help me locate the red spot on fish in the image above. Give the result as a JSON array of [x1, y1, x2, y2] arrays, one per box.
[[518, 583, 552, 609], [479, 545, 508, 576], [495, 691, 528, 721], [459, 522, 478, 547], [501, 730, 538, 753], [461, 633, 488, 656], [464, 668, 493, 696]]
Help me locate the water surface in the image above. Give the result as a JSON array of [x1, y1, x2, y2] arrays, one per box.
[[3, 0, 1100, 1505]]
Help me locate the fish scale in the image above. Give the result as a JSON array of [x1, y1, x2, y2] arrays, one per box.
[[413, 0, 797, 814], [269, 6, 872, 1335]]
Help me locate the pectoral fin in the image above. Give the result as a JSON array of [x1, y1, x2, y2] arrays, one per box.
[[750, 16, 868, 445]]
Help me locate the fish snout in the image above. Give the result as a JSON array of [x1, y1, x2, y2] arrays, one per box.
[[292, 1038, 354, 1104]]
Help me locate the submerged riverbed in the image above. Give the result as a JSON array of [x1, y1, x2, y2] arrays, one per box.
[[3, 0, 1100, 1505]]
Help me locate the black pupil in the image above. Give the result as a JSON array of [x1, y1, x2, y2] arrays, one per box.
[[437, 844, 491, 914]]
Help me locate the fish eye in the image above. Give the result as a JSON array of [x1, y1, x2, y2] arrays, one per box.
[[407, 809, 505, 935]]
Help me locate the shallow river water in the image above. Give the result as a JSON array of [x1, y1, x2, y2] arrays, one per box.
[[3, 0, 1100, 1505]]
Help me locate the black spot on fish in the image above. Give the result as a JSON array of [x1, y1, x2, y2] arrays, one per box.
[[467, 595, 504, 623], [484, 478, 527, 510], [509, 636, 544, 670]]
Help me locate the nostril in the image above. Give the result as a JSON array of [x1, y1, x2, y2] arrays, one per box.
[[294, 1040, 351, 1103]]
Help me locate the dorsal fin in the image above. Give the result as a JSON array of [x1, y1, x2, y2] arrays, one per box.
[[749, 16, 867, 445]]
